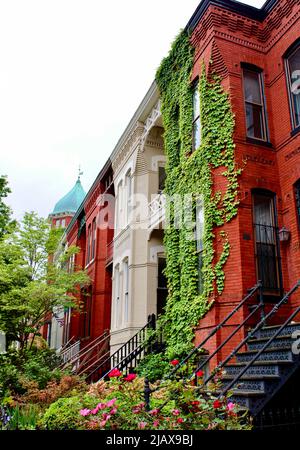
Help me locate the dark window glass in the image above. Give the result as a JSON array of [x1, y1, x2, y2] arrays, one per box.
[[157, 257, 167, 316], [82, 289, 92, 338], [192, 84, 201, 151], [253, 192, 280, 293], [243, 68, 268, 140], [158, 166, 166, 193], [295, 180, 300, 229], [286, 46, 300, 128]]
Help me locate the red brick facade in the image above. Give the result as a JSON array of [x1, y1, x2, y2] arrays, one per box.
[[191, 0, 300, 361]]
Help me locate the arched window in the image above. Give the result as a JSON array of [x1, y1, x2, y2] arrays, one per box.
[[285, 40, 300, 130]]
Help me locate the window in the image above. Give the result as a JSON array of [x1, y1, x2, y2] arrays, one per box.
[[295, 180, 300, 230], [61, 219, 66, 228], [196, 197, 205, 294], [158, 166, 166, 193], [86, 224, 92, 265], [114, 265, 120, 328], [285, 43, 300, 129], [253, 191, 281, 294], [91, 218, 96, 261], [157, 257, 168, 316], [56, 219, 61, 228], [192, 82, 201, 151], [125, 171, 132, 225], [116, 181, 123, 231], [82, 289, 92, 338], [123, 259, 129, 324], [243, 67, 268, 141]]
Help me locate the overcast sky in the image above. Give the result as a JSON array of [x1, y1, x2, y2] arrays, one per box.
[[0, 0, 265, 220]]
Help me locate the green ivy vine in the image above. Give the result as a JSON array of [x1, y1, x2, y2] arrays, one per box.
[[155, 30, 241, 359]]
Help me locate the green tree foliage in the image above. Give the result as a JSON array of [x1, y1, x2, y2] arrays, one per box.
[[0, 211, 90, 351], [0, 175, 15, 239]]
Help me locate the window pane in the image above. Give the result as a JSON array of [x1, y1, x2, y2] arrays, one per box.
[[288, 49, 300, 127], [246, 103, 264, 139], [159, 166, 166, 192], [193, 86, 200, 120], [196, 197, 204, 252], [244, 70, 262, 104], [193, 118, 201, 150]]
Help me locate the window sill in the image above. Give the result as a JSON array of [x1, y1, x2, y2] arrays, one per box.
[[246, 137, 273, 148], [291, 126, 300, 138]]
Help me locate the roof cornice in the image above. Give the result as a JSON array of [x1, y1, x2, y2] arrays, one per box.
[[186, 0, 279, 33]]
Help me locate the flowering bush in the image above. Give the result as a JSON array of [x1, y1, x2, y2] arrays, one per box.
[[39, 369, 251, 430]]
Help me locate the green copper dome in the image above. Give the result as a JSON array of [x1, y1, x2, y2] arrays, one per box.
[[52, 178, 86, 215]]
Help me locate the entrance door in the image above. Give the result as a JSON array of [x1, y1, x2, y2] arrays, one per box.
[[157, 257, 168, 316], [253, 191, 282, 296]]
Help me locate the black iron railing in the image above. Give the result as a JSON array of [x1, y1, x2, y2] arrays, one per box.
[[143, 283, 263, 410], [219, 280, 300, 399], [88, 314, 160, 381]]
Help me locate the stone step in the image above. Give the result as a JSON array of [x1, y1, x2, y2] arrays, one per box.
[[224, 360, 293, 377], [221, 374, 280, 393], [254, 323, 300, 340], [247, 335, 294, 351], [236, 347, 293, 363]]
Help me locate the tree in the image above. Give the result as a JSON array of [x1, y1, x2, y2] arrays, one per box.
[[0, 175, 15, 239], [0, 211, 90, 351]]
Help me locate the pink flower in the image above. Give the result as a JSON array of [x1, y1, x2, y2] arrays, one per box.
[[100, 420, 107, 428], [172, 409, 180, 416], [177, 418, 184, 424], [124, 373, 137, 382], [153, 420, 160, 427], [227, 402, 235, 412], [79, 408, 91, 417], [170, 359, 180, 366], [97, 403, 106, 411], [91, 407, 99, 415], [103, 413, 111, 421], [108, 369, 122, 378], [107, 398, 117, 408], [149, 409, 159, 416], [138, 422, 147, 429], [110, 408, 117, 415]]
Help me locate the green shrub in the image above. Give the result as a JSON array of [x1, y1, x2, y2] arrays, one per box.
[[39, 397, 84, 430], [136, 353, 170, 382]]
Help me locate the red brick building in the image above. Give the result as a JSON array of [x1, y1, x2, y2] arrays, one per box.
[[187, 0, 300, 362]]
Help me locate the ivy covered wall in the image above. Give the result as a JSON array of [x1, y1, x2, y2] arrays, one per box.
[[155, 31, 241, 359]]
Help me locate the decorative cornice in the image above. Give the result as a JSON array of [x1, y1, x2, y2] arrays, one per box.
[[191, 0, 299, 59], [112, 121, 145, 176]]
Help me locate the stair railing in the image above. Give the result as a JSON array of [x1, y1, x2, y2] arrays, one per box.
[[59, 330, 110, 371], [143, 283, 262, 410], [220, 279, 300, 398], [165, 282, 263, 381], [89, 314, 157, 381]]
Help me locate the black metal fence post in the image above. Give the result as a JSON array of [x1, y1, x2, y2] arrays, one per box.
[[144, 378, 151, 412]]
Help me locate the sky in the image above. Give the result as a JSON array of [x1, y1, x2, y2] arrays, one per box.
[[0, 0, 265, 220]]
